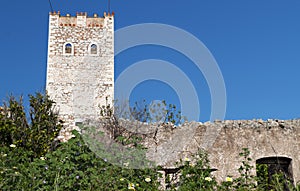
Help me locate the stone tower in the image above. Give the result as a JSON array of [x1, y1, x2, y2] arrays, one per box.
[[46, 11, 114, 135]]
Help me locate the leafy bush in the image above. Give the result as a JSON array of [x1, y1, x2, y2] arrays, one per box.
[[0, 131, 160, 190], [0, 145, 33, 190]]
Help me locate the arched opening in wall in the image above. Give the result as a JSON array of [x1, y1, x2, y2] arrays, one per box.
[[65, 43, 72, 54], [256, 157, 294, 190], [90, 44, 98, 55]]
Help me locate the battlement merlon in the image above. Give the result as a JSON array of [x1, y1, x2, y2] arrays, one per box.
[[48, 11, 114, 28]]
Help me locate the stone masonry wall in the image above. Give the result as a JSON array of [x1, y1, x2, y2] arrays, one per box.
[[142, 119, 300, 183], [46, 12, 114, 140]]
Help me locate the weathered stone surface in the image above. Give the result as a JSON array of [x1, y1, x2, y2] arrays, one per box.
[[78, 118, 299, 183], [142, 119, 300, 183], [46, 12, 114, 141]]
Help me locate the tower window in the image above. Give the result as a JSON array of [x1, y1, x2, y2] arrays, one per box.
[[63, 43, 74, 55], [90, 44, 97, 54], [88, 43, 99, 56], [65, 43, 72, 53]]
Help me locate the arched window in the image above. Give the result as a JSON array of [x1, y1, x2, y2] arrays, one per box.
[[63, 42, 74, 55], [90, 44, 97, 54], [65, 43, 72, 54]]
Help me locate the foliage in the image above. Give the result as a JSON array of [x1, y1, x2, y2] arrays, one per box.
[[111, 99, 186, 125], [0, 93, 62, 159], [98, 103, 148, 156], [256, 163, 269, 190], [93, 100, 188, 170], [0, 145, 33, 190], [1, 95, 300, 190], [234, 148, 256, 190], [256, 163, 296, 191], [0, 130, 160, 190], [80, 123, 154, 170], [96, 100, 187, 164], [166, 148, 300, 191], [169, 150, 218, 191], [1, 130, 300, 190]]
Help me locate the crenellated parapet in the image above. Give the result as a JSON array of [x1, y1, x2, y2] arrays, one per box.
[[49, 11, 114, 28]]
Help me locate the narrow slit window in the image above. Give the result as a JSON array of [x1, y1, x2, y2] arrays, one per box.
[[65, 43, 72, 54], [90, 44, 97, 54]]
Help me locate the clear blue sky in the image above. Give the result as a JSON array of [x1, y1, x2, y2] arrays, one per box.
[[1, 0, 300, 122]]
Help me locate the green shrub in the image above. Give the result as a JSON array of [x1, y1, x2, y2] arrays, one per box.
[[0, 130, 160, 190], [176, 150, 218, 191], [0, 93, 62, 159]]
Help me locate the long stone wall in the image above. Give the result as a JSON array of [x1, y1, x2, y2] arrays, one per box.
[[142, 119, 300, 183]]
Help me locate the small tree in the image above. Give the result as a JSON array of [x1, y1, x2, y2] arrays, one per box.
[[0, 93, 63, 159]]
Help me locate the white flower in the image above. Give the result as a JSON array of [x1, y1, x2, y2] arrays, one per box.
[[40, 157, 45, 160], [205, 177, 212, 182], [145, 177, 151, 182], [123, 162, 129, 167], [9, 144, 16, 148], [120, 178, 125, 181], [3, 154, 7, 157], [57, 136, 64, 140]]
